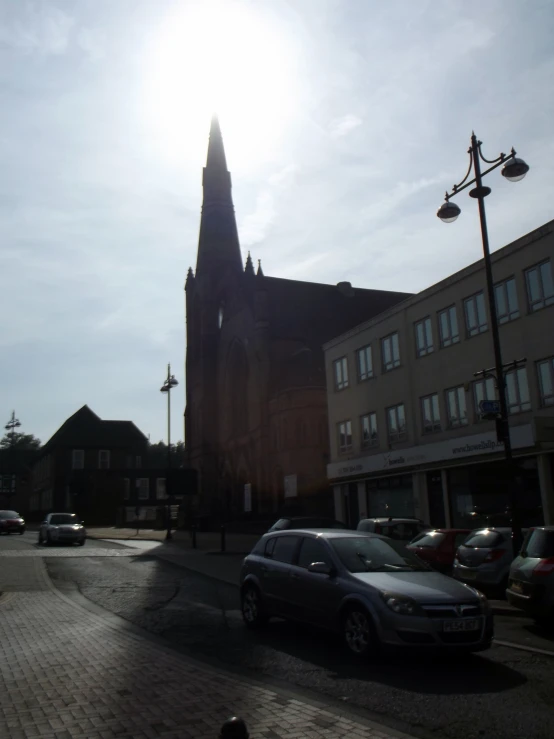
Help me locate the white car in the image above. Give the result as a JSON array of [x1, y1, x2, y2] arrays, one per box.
[[39, 512, 86, 546]]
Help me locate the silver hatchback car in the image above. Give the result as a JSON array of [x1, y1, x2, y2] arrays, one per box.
[[39, 512, 86, 546], [452, 527, 517, 592], [240, 530, 492, 657]]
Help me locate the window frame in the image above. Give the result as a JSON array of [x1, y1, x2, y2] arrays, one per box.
[[463, 291, 488, 337], [156, 478, 167, 499], [337, 420, 353, 453], [537, 357, 554, 408], [505, 367, 531, 415], [420, 393, 441, 434], [438, 305, 460, 348], [72, 449, 84, 470], [333, 356, 349, 391], [494, 276, 520, 324], [414, 317, 434, 357], [137, 478, 149, 500], [98, 450, 110, 470], [297, 537, 332, 569], [525, 259, 554, 312], [386, 403, 407, 443], [473, 377, 497, 420], [356, 345, 374, 382], [360, 412, 378, 448], [445, 386, 468, 428], [381, 332, 401, 372], [123, 478, 130, 501]]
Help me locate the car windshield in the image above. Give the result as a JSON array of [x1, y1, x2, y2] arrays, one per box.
[[0, 511, 20, 519], [410, 531, 446, 548], [463, 530, 505, 548], [50, 514, 79, 525], [522, 529, 554, 558], [330, 536, 430, 573]]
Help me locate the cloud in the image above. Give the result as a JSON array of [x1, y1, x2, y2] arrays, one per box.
[[329, 114, 362, 139], [76, 28, 105, 62], [240, 164, 297, 246], [0, 3, 74, 56]]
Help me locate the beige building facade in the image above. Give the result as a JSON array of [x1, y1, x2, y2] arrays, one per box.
[[324, 220, 554, 529]]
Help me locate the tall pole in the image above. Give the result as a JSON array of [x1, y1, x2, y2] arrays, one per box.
[[166, 363, 172, 541], [469, 135, 521, 555]]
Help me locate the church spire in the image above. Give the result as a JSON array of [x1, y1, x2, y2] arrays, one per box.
[[195, 115, 242, 276]]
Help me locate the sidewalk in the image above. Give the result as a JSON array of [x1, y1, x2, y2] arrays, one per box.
[[87, 527, 260, 554], [0, 550, 417, 739]]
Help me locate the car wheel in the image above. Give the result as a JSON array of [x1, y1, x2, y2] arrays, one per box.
[[342, 605, 378, 658], [78, 538, 85, 546], [241, 584, 268, 629]]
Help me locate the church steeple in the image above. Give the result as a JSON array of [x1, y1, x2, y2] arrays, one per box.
[[195, 116, 242, 276]]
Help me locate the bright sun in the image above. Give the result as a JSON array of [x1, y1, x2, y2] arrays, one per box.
[[143, 0, 299, 171]]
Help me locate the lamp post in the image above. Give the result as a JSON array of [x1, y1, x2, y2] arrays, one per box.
[[160, 364, 178, 541], [4, 411, 21, 501], [437, 133, 529, 555]]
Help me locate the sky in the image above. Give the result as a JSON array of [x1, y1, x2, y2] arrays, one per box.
[[1, 0, 553, 446]]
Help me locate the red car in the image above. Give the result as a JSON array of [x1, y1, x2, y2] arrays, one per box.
[[407, 529, 471, 573], [0, 510, 26, 535]]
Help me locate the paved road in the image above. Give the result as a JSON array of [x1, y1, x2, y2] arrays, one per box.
[[0, 532, 410, 739], [2, 533, 548, 739]]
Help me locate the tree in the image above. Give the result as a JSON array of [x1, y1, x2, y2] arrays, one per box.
[[147, 440, 185, 468], [0, 431, 41, 450]]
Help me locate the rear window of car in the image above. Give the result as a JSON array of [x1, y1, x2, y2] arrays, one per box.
[[463, 530, 505, 548], [523, 529, 554, 558], [268, 518, 289, 532], [50, 514, 79, 525], [272, 536, 300, 564], [410, 531, 446, 548], [357, 520, 375, 532], [0, 511, 19, 519]]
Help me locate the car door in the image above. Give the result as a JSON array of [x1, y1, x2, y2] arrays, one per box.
[[287, 536, 342, 628], [261, 535, 300, 618], [40, 514, 50, 539]]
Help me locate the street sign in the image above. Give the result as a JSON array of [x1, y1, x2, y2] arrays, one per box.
[[479, 400, 501, 416]]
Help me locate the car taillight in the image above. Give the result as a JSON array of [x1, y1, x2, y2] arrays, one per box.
[[534, 557, 554, 576], [483, 549, 505, 563]]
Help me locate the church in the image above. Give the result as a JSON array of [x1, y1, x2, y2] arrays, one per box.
[[184, 118, 411, 520]]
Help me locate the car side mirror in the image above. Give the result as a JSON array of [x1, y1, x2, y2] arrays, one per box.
[[308, 561, 336, 576]]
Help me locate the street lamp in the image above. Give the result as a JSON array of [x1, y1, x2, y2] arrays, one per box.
[[160, 364, 178, 541], [437, 133, 530, 555]]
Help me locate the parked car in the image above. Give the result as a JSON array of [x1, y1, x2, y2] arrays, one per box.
[[0, 510, 25, 535], [407, 529, 472, 573], [38, 513, 86, 546], [240, 529, 492, 657], [506, 526, 554, 623], [452, 527, 520, 593], [357, 517, 429, 542], [267, 517, 348, 533]]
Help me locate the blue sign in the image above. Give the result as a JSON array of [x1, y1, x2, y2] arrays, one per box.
[[479, 400, 501, 415]]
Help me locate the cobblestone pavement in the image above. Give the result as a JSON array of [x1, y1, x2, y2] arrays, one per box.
[[0, 550, 416, 739]]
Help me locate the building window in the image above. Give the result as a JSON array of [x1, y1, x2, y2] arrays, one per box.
[[137, 478, 149, 500], [415, 318, 434, 357], [356, 345, 373, 381], [474, 377, 497, 418], [334, 357, 349, 390], [361, 413, 378, 448], [464, 292, 488, 337], [387, 404, 406, 443], [505, 368, 531, 414], [438, 305, 459, 347], [525, 260, 554, 312], [156, 478, 167, 499], [135, 456, 142, 469], [537, 358, 554, 407], [382, 332, 400, 371], [98, 450, 110, 470], [445, 386, 468, 427], [421, 393, 441, 433], [72, 450, 84, 470], [495, 277, 519, 324], [337, 421, 352, 452], [123, 479, 130, 501]]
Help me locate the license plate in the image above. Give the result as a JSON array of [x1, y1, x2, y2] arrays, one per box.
[[510, 581, 523, 593], [444, 619, 480, 632], [460, 570, 477, 580]]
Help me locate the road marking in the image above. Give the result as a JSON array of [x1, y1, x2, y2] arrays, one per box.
[[494, 638, 554, 658]]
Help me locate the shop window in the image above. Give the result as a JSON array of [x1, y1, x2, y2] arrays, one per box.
[[337, 420, 352, 452], [505, 367, 531, 414], [494, 277, 519, 324], [387, 403, 406, 442], [438, 305, 460, 347], [445, 386, 468, 428], [415, 317, 434, 357], [382, 333, 400, 371], [474, 377, 497, 418], [421, 393, 441, 433], [464, 292, 488, 337], [361, 413, 378, 448], [525, 260, 554, 312], [334, 357, 349, 390], [537, 357, 554, 407], [356, 345, 373, 381]]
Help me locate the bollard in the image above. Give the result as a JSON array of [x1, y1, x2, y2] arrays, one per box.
[[219, 717, 249, 739], [191, 523, 197, 549], [220, 524, 226, 553]]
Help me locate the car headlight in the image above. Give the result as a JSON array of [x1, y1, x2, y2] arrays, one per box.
[[380, 592, 423, 616]]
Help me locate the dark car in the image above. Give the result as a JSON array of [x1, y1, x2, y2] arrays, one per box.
[[240, 529, 492, 657], [407, 529, 472, 573], [267, 517, 348, 533], [357, 517, 429, 542], [506, 526, 554, 623], [0, 510, 25, 534]]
